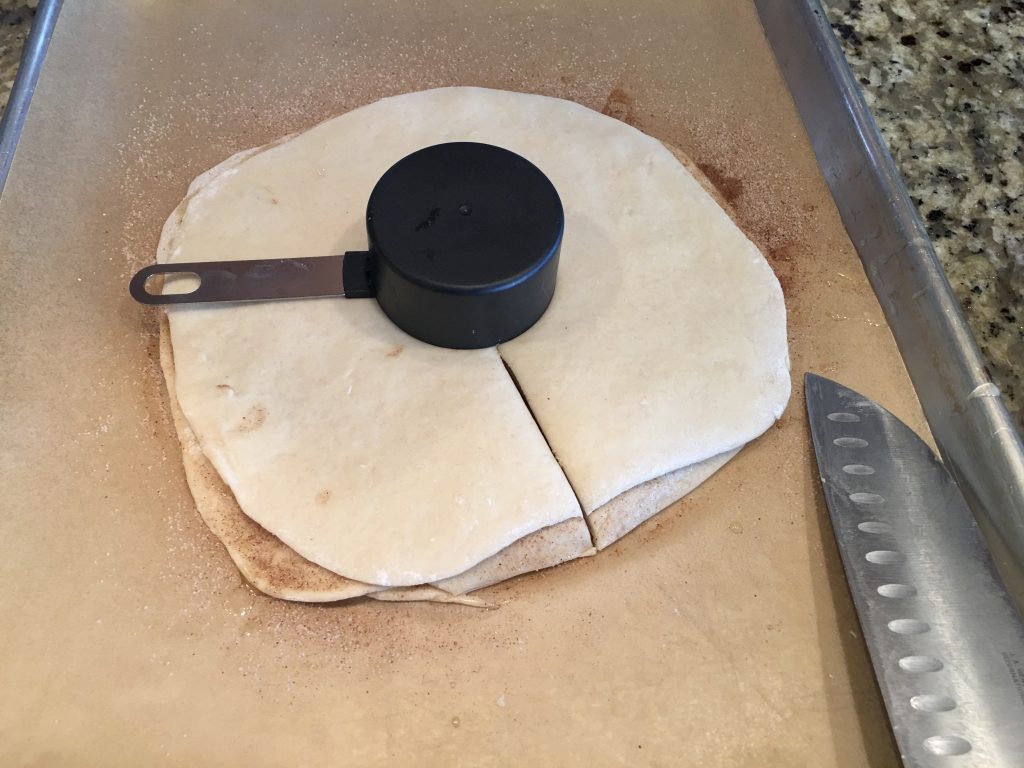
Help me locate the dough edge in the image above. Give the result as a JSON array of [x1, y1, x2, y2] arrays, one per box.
[[160, 314, 594, 605], [153, 97, 772, 604]]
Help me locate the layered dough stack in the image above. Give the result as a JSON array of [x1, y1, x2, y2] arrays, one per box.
[[157, 87, 790, 605]]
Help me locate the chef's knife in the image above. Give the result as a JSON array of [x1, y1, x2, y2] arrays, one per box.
[[805, 373, 1024, 767]]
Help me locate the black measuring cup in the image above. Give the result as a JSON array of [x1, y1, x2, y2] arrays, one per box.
[[130, 142, 563, 349]]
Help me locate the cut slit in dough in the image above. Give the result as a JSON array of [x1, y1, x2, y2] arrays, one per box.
[[157, 87, 789, 601], [160, 314, 595, 605]]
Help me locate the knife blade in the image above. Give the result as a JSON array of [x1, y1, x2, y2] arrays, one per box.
[[805, 372, 1024, 767]]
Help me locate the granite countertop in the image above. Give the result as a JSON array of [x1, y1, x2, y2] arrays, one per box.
[[1, 1, 1020, 428], [825, 0, 1023, 429], [0, 2, 34, 110]]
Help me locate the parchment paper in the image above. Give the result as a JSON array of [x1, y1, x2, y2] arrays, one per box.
[[0, 2, 929, 765]]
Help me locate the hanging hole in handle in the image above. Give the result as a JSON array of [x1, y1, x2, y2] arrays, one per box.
[[147, 271, 201, 296], [130, 264, 207, 305]]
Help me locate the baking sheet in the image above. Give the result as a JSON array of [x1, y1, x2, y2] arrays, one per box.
[[0, 2, 930, 765], [757, 0, 1024, 576]]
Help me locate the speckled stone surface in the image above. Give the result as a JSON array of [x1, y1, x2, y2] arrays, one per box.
[[0, 1, 35, 114], [825, 0, 1023, 430], [0, 2, 1020, 427]]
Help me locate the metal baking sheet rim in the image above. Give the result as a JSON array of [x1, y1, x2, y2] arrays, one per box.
[[754, 0, 1024, 573], [4, 0, 1022, 567]]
